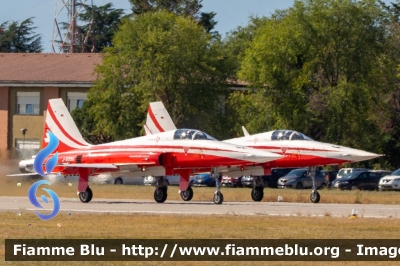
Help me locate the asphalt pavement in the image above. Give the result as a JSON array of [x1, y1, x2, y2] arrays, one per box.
[[1, 196, 399, 218]]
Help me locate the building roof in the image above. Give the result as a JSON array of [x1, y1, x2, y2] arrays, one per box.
[[0, 53, 102, 86]]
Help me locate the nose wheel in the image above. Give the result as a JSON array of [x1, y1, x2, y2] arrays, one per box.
[[213, 191, 224, 204], [79, 187, 93, 203], [309, 166, 321, 203], [310, 190, 320, 203]]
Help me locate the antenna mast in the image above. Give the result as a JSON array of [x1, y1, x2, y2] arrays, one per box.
[[52, 0, 90, 53]]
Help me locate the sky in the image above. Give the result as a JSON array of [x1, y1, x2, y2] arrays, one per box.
[[0, 0, 395, 52]]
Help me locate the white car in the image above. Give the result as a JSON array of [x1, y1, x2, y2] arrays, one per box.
[[143, 175, 180, 186], [336, 168, 369, 179], [379, 169, 400, 191], [112, 176, 145, 185]]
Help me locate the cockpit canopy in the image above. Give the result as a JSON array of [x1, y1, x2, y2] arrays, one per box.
[[173, 129, 217, 141], [271, 130, 313, 141]]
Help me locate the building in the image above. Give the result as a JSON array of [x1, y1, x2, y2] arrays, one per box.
[[0, 53, 102, 158]]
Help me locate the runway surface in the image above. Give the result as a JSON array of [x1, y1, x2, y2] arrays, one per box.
[[1, 196, 400, 218]]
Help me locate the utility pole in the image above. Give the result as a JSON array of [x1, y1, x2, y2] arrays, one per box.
[[0, 27, 5, 52], [52, 0, 91, 53]]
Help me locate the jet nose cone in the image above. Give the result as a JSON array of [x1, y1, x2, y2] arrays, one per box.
[[341, 149, 382, 163], [245, 150, 283, 163]]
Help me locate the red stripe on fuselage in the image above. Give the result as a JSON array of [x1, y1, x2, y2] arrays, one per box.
[[247, 145, 335, 152], [148, 105, 165, 132], [61, 144, 249, 154], [47, 103, 86, 147]]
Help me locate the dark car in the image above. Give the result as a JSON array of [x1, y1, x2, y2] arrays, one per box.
[[332, 171, 381, 190], [221, 175, 243, 188], [277, 168, 326, 189], [190, 173, 216, 187], [241, 168, 297, 188]]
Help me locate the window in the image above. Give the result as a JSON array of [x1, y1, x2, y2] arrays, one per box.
[[67, 92, 87, 112], [16, 92, 40, 115], [15, 139, 40, 150]]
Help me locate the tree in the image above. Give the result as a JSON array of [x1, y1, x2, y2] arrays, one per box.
[[0, 18, 42, 52], [78, 3, 125, 52], [87, 11, 230, 140], [376, 0, 400, 168], [129, 0, 218, 33], [236, 0, 387, 158]]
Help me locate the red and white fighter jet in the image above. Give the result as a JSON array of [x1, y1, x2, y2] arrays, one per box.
[[144, 102, 382, 203], [33, 99, 282, 204]]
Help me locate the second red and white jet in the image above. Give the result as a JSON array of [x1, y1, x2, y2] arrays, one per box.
[[144, 102, 382, 203]]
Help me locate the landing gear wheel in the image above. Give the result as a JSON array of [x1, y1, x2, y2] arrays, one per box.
[[180, 186, 194, 201], [310, 190, 320, 203], [251, 187, 264, 201], [114, 178, 123, 185], [213, 191, 224, 204], [79, 187, 93, 203], [154, 187, 168, 203]]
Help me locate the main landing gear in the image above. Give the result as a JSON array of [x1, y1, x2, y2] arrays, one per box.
[[309, 167, 321, 203], [251, 176, 264, 202], [78, 168, 93, 203], [79, 186, 93, 203], [154, 176, 169, 203], [180, 186, 193, 201]]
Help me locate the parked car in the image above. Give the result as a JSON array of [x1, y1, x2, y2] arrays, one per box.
[[143, 175, 180, 186], [190, 173, 216, 187], [241, 168, 297, 188], [241, 175, 254, 187], [379, 169, 400, 191], [371, 170, 392, 178], [336, 168, 369, 179], [277, 169, 326, 189], [332, 170, 381, 190], [221, 175, 243, 188], [112, 176, 144, 185]]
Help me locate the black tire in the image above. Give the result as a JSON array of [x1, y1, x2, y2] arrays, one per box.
[[180, 186, 194, 201], [251, 187, 264, 201], [310, 191, 320, 203], [154, 187, 168, 203], [213, 191, 224, 204], [79, 187, 93, 203], [296, 183, 303, 189], [114, 178, 123, 185]]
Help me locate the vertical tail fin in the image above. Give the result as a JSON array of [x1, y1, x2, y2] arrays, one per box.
[[242, 126, 251, 137], [144, 102, 177, 135], [43, 98, 90, 152]]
